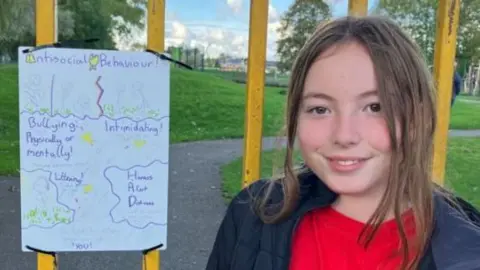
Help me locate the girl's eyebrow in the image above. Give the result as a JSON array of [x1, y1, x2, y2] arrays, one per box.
[[357, 89, 378, 99], [302, 92, 334, 101], [302, 89, 378, 100]]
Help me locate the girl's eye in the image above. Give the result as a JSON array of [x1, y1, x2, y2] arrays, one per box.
[[307, 106, 328, 115], [366, 103, 381, 113]]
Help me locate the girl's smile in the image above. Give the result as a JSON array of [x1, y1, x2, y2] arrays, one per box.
[[325, 155, 371, 173]]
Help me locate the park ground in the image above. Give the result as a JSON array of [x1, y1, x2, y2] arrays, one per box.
[[0, 65, 480, 269]]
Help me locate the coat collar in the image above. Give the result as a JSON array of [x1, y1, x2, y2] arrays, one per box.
[[292, 168, 337, 218]]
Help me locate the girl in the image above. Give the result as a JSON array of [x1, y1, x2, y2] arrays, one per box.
[[206, 16, 480, 270]]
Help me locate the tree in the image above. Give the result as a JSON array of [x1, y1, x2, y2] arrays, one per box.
[[131, 42, 146, 51], [0, 0, 34, 61], [0, 0, 21, 34], [0, 0, 146, 61], [375, 0, 480, 65], [276, 0, 332, 73], [0, 0, 75, 61], [57, 0, 146, 50], [456, 0, 480, 63]]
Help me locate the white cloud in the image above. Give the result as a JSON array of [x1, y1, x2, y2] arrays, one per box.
[[268, 4, 279, 23], [266, 4, 282, 60], [115, 3, 283, 61], [165, 22, 249, 59], [166, 17, 281, 61], [266, 21, 281, 61], [208, 28, 226, 42], [171, 21, 188, 40], [226, 0, 243, 14]]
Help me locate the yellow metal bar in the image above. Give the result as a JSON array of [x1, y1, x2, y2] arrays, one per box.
[[431, 0, 460, 185], [35, 2, 57, 269], [147, 0, 165, 52], [144, 0, 165, 269], [242, 0, 269, 188], [36, 0, 56, 45], [143, 251, 160, 270], [37, 254, 55, 270], [348, 0, 368, 16]]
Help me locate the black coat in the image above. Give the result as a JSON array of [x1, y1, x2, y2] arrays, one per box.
[[206, 169, 480, 270]]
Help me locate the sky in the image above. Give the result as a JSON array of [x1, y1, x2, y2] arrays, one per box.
[[120, 0, 378, 61]]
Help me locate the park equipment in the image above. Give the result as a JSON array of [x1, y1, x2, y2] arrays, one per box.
[[32, 0, 460, 269]]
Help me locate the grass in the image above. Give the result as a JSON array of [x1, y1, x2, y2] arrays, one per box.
[[220, 148, 298, 201], [168, 68, 286, 142], [444, 137, 480, 207], [203, 69, 290, 88], [0, 65, 20, 176], [0, 65, 287, 175], [220, 137, 480, 208], [450, 99, 480, 129]]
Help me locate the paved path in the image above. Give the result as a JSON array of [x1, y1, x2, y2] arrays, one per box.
[[458, 98, 480, 104], [0, 131, 479, 270]]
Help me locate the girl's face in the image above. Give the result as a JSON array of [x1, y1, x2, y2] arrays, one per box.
[[297, 42, 393, 200]]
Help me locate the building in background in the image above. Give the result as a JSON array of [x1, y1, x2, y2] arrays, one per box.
[[220, 58, 247, 72], [219, 58, 279, 74]]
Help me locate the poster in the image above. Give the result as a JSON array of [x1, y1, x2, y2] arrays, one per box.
[[18, 47, 170, 252]]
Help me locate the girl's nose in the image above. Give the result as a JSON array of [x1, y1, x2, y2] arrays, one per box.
[[332, 114, 361, 148]]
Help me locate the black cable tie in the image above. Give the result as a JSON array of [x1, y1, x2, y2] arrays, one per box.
[[25, 245, 58, 269], [145, 49, 193, 70], [141, 243, 164, 255], [25, 245, 57, 256], [22, 38, 100, 53]]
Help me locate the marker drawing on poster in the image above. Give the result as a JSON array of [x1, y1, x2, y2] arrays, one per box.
[[18, 47, 170, 252]]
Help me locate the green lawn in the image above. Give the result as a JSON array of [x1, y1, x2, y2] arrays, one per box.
[[0, 65, 20, 176], [0, 65, 287, 175], [450, 99, 480, 129], [167, 68, 286, 142], [220, 137, 480, 208], [203, 69, 290, 87]]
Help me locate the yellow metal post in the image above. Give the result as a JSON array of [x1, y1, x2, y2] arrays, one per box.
[[36, 0, 56, 45], [35, 1, 57, 269], [431, 0, 460, 185], [147, 0, 165, 52], [348, 0, 368, 16], [143, 251, 160, 270], [242, 0, 269, 188], [144, 0, 165, 269]]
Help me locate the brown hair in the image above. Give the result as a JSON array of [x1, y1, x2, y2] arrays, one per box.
[[256, 16, 437, 269]]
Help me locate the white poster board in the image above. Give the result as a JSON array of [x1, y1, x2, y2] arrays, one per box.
[[18, 47, 170, 252]]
